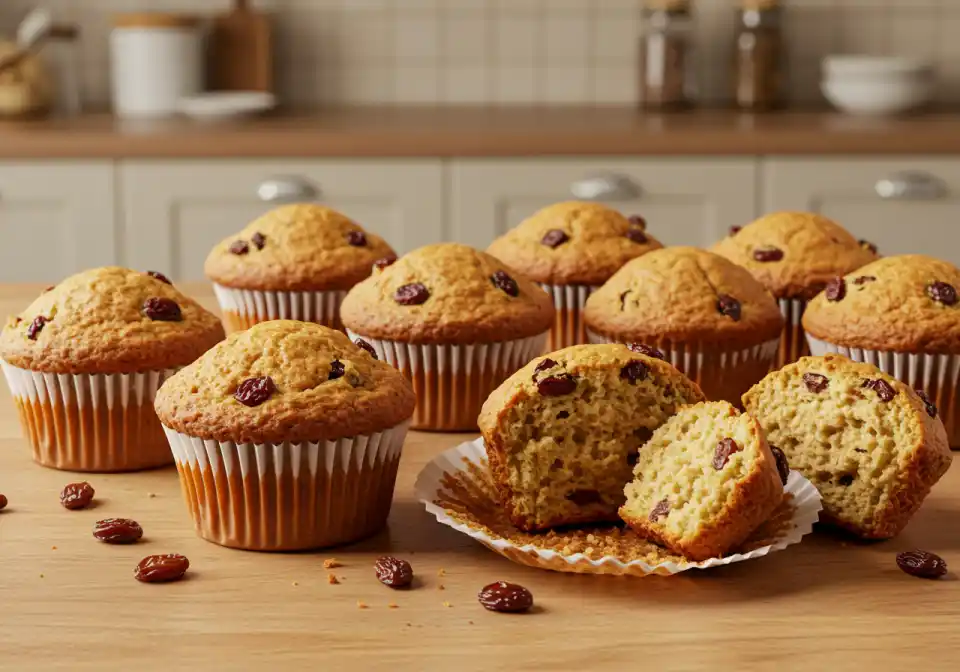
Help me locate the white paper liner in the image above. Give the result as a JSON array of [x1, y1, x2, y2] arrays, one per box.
[[0, 360, 175, 471], [345, 330, 548, 430], [778, 297, 810, 367], [162, 419, 410, 551], [212, 283, 346, 329], [415, 437, 822, 576], [538, 283, 600, 351]]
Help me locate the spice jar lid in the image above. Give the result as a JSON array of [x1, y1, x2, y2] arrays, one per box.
[[738, 0, 780, 8], [644, 0, 691, 11], [113, 13, 200, 29]]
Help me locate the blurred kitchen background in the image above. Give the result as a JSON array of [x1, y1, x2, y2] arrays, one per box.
[[0, 0, 958, 283]]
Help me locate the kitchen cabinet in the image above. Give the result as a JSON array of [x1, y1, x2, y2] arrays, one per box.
[[763, 158, 960, 265], [0, 162, 117, 283], [449, 158, 759, 249], [120, 160, 445, 280]]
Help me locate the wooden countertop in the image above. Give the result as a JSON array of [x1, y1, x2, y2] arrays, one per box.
[[2, 283, 960, 670], [3, 107, 960, 158]]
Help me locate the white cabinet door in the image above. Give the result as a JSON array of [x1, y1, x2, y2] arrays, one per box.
[[120, 160, 445, 280], [0, 162, 116, 283], [450, 158, 759, 250], [763, 158, 960, 265]]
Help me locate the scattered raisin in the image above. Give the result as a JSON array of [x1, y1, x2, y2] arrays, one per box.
[[555, 411, 570, 419], [394, 283, 430, 306], [478, 581, 533, 613], [753, 247, 784, 262], [60, 482, 95, 510], [863, 378, 896, 402], [627, 215, 647, 230], [896, 550, 947, 579], [541, 229, 569, 248], [373, 255, 397, 270], [729, 225, 742, 236], [328, 360, 345, 380], [0, 494, 7, 510], [135, 554, 189, 583], [825, 277, 846, 302], [374, 556, 413, 588], [346, 230, 367, 247], [354, 338, 378, 359], [626, 229, 648, 244], [649, 498, 670, 522], [93, 518, 143, 544], [712, 438, 742, 470], [854, 275, 876, 285], [769, 446, 790, 485], [916, 389, 938, 418], [142, 297, 182, 322], [234, 376, 277, 407], [716, 294, 741, 321], [838, 474, 854, 486], [251, 232, 266, 250], [26, 316, 48, 340], [859, 239, 878, 255], [490, 270, 519, 297], [533, 358, 558, 376], [927, 282, 958, 306], [803, 373, 829, 393], [620, 360, 649, 384], [627, 343, 665, 360], [229, 240, 249, 255], [537, 374, 576, 397], [146, 271, 172, 285]]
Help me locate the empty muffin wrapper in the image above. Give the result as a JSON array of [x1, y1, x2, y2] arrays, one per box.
[[212, 283, 346, 328], [415, 437, 822, 577]]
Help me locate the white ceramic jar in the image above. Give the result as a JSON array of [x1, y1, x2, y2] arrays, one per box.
[[110, 13, 202, 118]]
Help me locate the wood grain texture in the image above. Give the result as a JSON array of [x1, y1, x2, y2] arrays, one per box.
[[2, 108, 960, 158], [0, 284, 959, 671]]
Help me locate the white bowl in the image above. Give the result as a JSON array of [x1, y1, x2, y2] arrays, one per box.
[[823, 55, 933, 80], [178, 92, 276, 122], [821, 76, 932, 116]]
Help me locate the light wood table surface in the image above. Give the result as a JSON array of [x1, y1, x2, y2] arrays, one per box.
[[0, 284, 958, 671]]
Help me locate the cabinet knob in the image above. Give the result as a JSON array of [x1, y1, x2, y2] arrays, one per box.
[[569, 173, 641, 202], [257, 177, 319, 203], [875, 172, 947, 200]]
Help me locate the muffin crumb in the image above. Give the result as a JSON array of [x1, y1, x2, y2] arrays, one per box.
[[51, 546, 57, 550], [437, 568, 446, 577], [148, 493, 157, 498], [437, 584, 445, 591], [442, 601, 452, 608], [388, 603, 399, 609], [291, 581, 299, 587], [357, 601, 368, 609], [327, 573, 340, 585], [323, 558, 341, 569]]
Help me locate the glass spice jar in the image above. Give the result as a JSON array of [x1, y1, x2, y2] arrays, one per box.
[[639, 0, 697, 110], [733, 0, 785, 111]]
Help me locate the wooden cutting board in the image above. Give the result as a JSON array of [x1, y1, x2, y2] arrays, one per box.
[[206, 0, 273, 93]]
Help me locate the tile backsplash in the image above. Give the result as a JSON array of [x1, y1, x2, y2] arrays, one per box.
[[2, 0, 959, 108]]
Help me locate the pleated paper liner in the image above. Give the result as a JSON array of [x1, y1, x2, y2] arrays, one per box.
[[415, 438, 822, 576], [539, 284, 598, 352], [777, 298, 810, 370], [212, 283, 347, 333]]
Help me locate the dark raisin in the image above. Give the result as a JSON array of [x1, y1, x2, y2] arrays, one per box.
[[478, 581, 534, 613], [854, 275, 876, 285], [0, 494, 6, 510], [556, 410, 570, 419], [533, 358, 558, 376], [927, 282, 958, 306], [537, 374, 576, 396], [627, 343, 665, 360], [146, 271, 172, 285], [135, 554, 189, 583], [26, 316, 48, 340], [491, 270, 519, 297], [863, 378, 896, 402], [251, 232, 266, 250], [753, 247, 784, 262], [234, 376, 277, 407], [729, 225, 742, 236], [394, 283, 430, 306], [620, 360, 649, 384], [626, 228, 648, 244], [60, 482, 95, 510], [229, 240, 249, 255], [712, 438, 742, 470], [803, 373, 829, 393], [627, 215, 647, 230], [354, 338, 378, 359], [93, 518, 143, 544], [373, 255, 397, 270], [346, 230, 367, 247], [43, 286, 54, 293], [142, 297, 182, 322], [649, 498, 670, 522], [916, 389, 938, 418], [374, 556, 413, 588], [859, 239, 878, 255], [328, 360, 345, 380], [566, 489, 603, 506], [769, 446, 790, 485], [716, 294, 741, 321], [541, 229, 569, 248], [896, 550, 947, 579], [854, 448, 867, 453], [838, 474, 855, 486], [825, 277, 846, 302]]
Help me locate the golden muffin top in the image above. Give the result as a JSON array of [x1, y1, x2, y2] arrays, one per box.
[[154, 320, 416, 444], [0, 267, 224, 374], [340, 243, 555, 344], [487, 201, 664, 286], [204, 203, 397, 292]]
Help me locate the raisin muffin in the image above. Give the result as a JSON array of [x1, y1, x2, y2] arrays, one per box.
[[803, 255, 960, 449], [743, 354, 951, 539], [478, 343, 705, 532], [0, 267, 224, 472], [712, 211, 877, 370], [620, 401, 784, 561], [154, 320, 415, 551], [204, 203, 396, 333], [340, 243, 554, 431], [487, 201, 662, 351], [584, 247, 783, 404]]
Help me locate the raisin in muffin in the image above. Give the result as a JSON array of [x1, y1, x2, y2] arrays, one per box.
[[620, 401, 784, 561], [712, 211, 877, 370], [803, 255, 960, 448], [341, 243, 554, 431], [155, 320, 415, 551], [0, 267, 224, 472], [584, 247, 783, 404], [487, 201, 662, 351], [478, 343, 705, 532], [743, 354, 951, 539], [204, 203, 396, 333]]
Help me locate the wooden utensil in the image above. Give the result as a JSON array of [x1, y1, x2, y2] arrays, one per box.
[[206, 0, 273, 94], [0, 8, 52, 75]]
